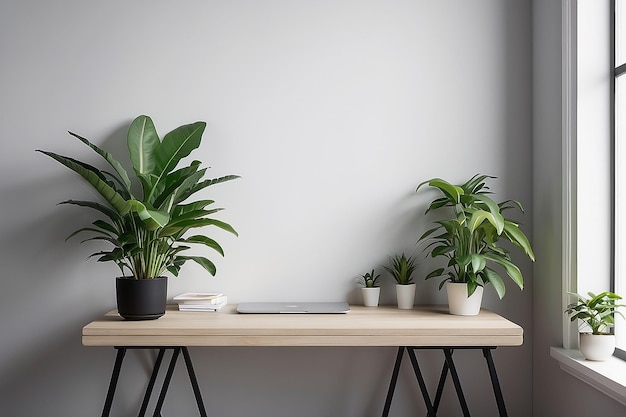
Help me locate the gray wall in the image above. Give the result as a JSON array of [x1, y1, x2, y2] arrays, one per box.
[[532, 0, 626, 415], [0, 1, 535, 416]]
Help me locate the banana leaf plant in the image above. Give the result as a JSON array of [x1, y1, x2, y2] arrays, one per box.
[[37, 115, 239, 279], [416, 174, 534, 299]]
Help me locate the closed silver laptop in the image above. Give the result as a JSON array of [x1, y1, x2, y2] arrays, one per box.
[[236, 302, 350, 314]]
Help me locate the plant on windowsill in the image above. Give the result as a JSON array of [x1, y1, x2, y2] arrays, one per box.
[[565, 291, 626, 361], [416, 174, 535, 315], [384, 253, 418, 309], [37, 115, 239, 320], [358, 269, 381, 307]]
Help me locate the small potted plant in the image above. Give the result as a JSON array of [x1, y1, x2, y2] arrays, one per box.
[[565, 291, 626, 361], [358, 269, 381, 307], [37, 115, 239, 320], [416, 174, 535, 315], [384, 253, 418, 309]]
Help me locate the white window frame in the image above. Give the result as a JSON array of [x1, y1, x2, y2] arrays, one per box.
[[614, 0, 626, 358], [551, 0, 626, 405]]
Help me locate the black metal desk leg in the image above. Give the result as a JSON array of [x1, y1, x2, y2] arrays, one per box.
[[101, 347, 127, 417], [152, 347, 181, 417], [138, 348, 167, 417], [406, 348, 437, 417], [182, 347, 208, 417], [382, 346, 405, 417], [483, 348, 508, 417], [432, 354, 450, 412], [442, 348, 471, 417]]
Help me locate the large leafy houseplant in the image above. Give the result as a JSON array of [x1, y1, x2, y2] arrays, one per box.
[[416, 174, 534, 299], [37, 115, 239, 281]]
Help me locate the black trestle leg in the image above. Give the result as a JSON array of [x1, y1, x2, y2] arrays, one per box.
[[432, 355, 450, 412], [182, 347, 208, 417], [101, 347, 127, 417], [406, 348, 437, 417], [138, 348, 166, 417], [442, 348, 470, 417], [483, 348, 508, 417], [152, 347, 181, 417], [381, 346, 405, 417]]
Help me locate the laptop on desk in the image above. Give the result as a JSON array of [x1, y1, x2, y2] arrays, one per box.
[[236, 301, 350, 314]]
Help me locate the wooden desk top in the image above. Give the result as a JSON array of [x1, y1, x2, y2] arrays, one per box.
[[82, 305, 523, 347]]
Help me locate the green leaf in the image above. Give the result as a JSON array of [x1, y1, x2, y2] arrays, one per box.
[[36, 150, 131, 216], [473, 194, 504, 233], [184, 235, 225, 256], [503, 220, 535, 261], [127, 200, 170, 230], [59, 200, 121, 222], [155, 121, 205, 178], [178, 255, 217, 276], [467, 210, 494, 234], [470, 254, 486, 274], [483, 267, 506, 299], [68, 131, 132, 192], [417, 178, 463, 205], [483, 253, 524, 290], [128, 115, 160, 178]]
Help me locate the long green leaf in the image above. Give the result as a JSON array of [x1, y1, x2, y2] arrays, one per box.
[[37, 150, 131, 215], [503, 220, 535, 261], [155, 121, 205, 179], [177, 255, 217, 276], [483, 267, 506, 299], [183, 235, 225, 256], [68, 131, 132, 192], [417, 178, 463, 205], [128, 115, 160, 178], [483, 253, 524, 290]]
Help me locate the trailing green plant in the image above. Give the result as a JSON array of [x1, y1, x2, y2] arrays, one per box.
[[37, 115, 239, 279], [384, 253, 418, 285], [565, 291, 626, 335], [358, 269, 381, 288], [416, 174, 534, 299]]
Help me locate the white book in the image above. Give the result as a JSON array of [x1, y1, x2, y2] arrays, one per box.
[[178, 300, 227, 312], [173, 292, 224, 304]]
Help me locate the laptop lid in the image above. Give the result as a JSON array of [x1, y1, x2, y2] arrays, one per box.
[[236, 301, 350, 314]]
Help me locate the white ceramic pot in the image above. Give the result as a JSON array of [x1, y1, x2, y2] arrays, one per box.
[[396, 283, 416, 309], [446, 282, 484, 316], [579, 333, 616, 361], [361, 287, 381, 307]]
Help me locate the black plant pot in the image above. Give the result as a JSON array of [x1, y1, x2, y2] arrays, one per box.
[[116, 276, 167, 320]]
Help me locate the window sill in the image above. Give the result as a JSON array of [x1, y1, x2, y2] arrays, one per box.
[[550, 347, 626, 406]]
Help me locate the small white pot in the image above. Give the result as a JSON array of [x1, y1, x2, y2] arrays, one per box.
[[361, 287, 381, 307], [579, 333, 616, 361], [396, 283, 416, 309], [446, 282, 484, 316]]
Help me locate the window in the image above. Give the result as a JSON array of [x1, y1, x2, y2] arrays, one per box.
[[552, 2, 626, 405], [614, 0, 626, 358]]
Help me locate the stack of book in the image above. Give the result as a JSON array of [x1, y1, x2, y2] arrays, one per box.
[[173, 292, 228, 312]]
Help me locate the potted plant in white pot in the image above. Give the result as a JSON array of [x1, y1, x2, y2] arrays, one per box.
[[416, 174, 535, 315], [358, 269, 381, 307], [384, 253, 418, 309], [37, 115, 239, 320], [565, 291, 626, 361]]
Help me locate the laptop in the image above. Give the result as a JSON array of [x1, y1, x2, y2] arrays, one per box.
[[236, 301, 350, 314]]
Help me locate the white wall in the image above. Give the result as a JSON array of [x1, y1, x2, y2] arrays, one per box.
[[0, 1, 533, 416]]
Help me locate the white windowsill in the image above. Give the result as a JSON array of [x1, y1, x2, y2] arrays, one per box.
[[550, 347, 626, 406]]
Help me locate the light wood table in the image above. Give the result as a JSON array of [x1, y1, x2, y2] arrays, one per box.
[[83, 305, 523, 417]]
